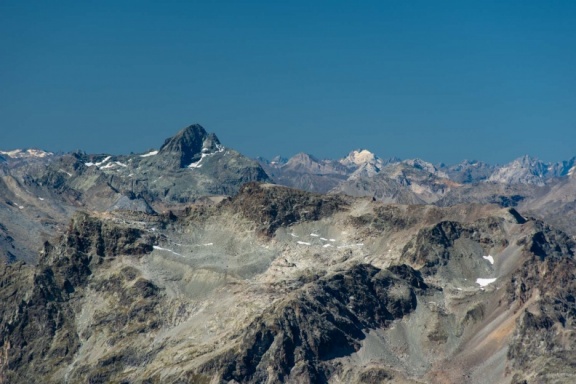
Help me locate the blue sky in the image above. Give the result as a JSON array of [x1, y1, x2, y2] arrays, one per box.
[[1, 1, 575, 164]]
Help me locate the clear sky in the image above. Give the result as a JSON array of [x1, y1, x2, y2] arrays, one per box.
[[1, 1, 575, 165]]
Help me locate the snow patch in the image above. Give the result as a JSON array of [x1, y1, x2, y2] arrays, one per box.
[[100, 162, 116, 169], [38, 197, 44, 201], [476, 278, 497, 287], [297, 241, 311, 246], [310, 233, 320, 237], [483, 255, 494, 264], [96, 156, 111, 166], [188, 144, 225, 169], [290, 233, 299, 238], [323, 244, 332, 248], [140, 150, 158, 157], [188, 153, 209, 168], [85, 156, 112, 168], [153, 245, 182, 256]]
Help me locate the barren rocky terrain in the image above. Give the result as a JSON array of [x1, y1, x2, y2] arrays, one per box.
[[0, 182, 575, 383], [0, 125, 575, 383]]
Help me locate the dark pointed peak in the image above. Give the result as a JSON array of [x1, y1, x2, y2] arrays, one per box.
[[157, 124, 222, 168], [160, 124, 211, 151]]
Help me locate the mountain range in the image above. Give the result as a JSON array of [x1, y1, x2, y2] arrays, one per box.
[[0, 124, 575, 383], [259, 149, 576, 236]]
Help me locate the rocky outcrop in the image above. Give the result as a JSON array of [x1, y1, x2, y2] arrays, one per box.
[[225, 183, 349, 235], [400, 217, 508, 275], [505, 224, 576, 383], [198, 264, 427, 383], [0, 212, 156, 383], [439, 160, 495, 184]]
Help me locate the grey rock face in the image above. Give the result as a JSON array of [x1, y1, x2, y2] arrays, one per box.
[[488, 155, 550, 185], [200, 264, 426, 383], [439, 160, 495, 183], [156, 124, 222, 168], [108, 194, 156, 214]]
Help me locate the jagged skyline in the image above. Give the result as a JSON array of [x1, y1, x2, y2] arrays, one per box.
[[1, 1, 575, 164]]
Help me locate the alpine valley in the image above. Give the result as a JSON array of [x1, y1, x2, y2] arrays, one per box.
[[0, 124, 575, 384]]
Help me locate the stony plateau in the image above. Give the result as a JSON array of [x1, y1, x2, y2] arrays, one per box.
[[0, 125, 575, 383]]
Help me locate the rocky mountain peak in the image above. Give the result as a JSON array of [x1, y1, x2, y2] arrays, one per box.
[[283, 153, 322, 172], [270, 155, 287, 165], [158, 124, 222, 168], [287, 152, 318, 163], [548, 156, 576, 177], [402, 158, 449, 178], [569, 164, 576, 178], [488, 155, 548, 185], [515, 155, 545, 170]]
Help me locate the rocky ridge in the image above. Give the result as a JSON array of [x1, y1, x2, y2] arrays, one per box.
[[259, 151, 576, 236], [0, 124, 270, 264]]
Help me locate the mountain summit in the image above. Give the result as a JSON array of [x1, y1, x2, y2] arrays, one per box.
[[340, 149, 378, 167], [158, 124, 222, 168]]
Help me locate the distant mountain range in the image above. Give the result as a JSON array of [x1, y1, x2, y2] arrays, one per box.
[[258, 150, 576, 192], [258, 150, 576, 234]]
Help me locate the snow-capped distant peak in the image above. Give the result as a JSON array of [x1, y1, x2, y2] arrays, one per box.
[[340, 149, 378, 166], [0, 149, 53, 159]]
